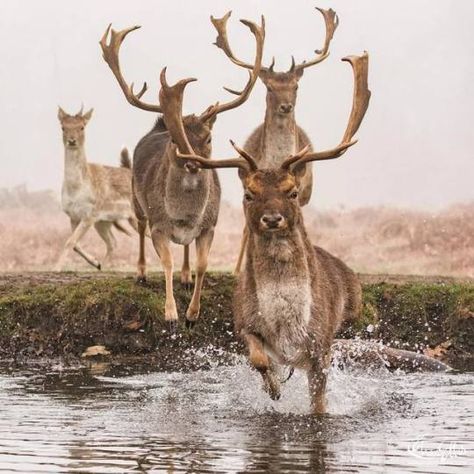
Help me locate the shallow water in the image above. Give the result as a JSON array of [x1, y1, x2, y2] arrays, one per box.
[[0, 353, 472, 473]]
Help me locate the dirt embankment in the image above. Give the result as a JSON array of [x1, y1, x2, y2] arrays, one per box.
[[0, 272, 472, 370]]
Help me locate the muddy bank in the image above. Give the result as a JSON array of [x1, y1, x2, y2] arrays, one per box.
[[0, 272, 472, 370]]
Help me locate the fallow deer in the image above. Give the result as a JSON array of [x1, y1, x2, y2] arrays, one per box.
[[212, 8, 339, 273], [100, 15, 264, 329], [56, 106, 137, 271], [177, 52, 370, 413]]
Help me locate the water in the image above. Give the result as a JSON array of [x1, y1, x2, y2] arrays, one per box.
[[0, 353, 472, 473]]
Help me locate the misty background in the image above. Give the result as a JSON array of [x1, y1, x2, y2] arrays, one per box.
[[0, 0, 472, 210]]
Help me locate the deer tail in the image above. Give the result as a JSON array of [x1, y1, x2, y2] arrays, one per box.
[[120, 147, 131, 169]]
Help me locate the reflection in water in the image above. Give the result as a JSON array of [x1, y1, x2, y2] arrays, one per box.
[[0, 354, 472, 473]]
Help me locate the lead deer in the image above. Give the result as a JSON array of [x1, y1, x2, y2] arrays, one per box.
[[100, 15, 264, 330], [212, 8, 339, 273], [56, 106, 137, 271], [177, 53, 370, 413]]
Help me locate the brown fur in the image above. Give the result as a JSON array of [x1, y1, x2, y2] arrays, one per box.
[[234, 169, 361, 414], [55, 107, 136, 271]]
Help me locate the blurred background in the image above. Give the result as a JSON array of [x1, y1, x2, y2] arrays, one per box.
[[0, 0, 472, 275]]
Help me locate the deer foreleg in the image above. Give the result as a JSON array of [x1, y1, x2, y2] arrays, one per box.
[[180, 245, 192, 289], [186, 228, 214, 325], [244, 333, 281, 400], [55, 219, 95, 271], [151, 228, 178, 328], [308, 353, 331, 415], [95, 221, 116, 264], [234, 225, 249, 275]]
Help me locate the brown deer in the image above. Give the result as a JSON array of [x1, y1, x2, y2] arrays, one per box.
[[100, 15, 264, 330], [177, 53, 370, 413], [55, 106, 137, 271], [212, 8, 339, 273]]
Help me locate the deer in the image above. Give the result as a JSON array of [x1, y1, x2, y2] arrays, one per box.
[[55, 106, 138, 271], [100, 14, 265, 330], [176, 52, 370, 414], [212, 7, 339, 273]]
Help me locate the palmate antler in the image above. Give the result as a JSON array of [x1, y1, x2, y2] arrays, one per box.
[[100, 25, 162, 113], [212, 7, 337, 74], [178, 53, 370, 173], [158, 15, 265, 154]]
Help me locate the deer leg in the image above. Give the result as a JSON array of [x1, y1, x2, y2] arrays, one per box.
[[185, 228, 214, 326], [308, 354, 331, 415], [66, 219, 101, 270], [136, 218, 148, 283], [234, 225, 249, 275], [55, 219, 96, 271], [180, 245, 193, 290], [151, 228, 178, 330], [244, 333, 281, 401], [94, 222, 116, 266]]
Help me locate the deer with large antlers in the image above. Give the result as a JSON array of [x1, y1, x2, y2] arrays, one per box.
[[55, 106, 137, 271], [100, 16, 264, 330], [212, 8, 339, 273], [178, 53, 370, 413]]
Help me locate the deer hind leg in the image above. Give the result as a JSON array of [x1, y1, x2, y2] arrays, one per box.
[[180, 245, 193, 290], [245, 333, 281, 401], [55, 219, 96, 271], [136, 218, 148, 283], [151, 228, 178, 330], [234, 225, 249, 275], [94, 221, 116, 266], [185, 228, 214, 326], [308, 353, 331, 415]]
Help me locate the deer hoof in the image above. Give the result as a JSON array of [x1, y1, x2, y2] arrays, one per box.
[[181, 282, 193, 291], [96, 262, 102, 271], [136, 276, 147, 285], [168, 320, 178, 334], [185, 319, 196, 330]]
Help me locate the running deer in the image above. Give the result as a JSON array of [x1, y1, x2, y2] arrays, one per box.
[[177, 53, 370, 413], [55, 106, 137, 271], [212, 8, 339, 273], [100, 15, 264, 330]]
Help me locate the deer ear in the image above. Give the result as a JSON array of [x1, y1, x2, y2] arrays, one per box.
[[82, 108, 94, 123], [238, 167, 249, 181], [294, 67, 304, 80], [57, 106, 67, 122], [291, 161, 307, 180]]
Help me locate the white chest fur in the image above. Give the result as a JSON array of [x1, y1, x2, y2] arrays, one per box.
[[256, 278, 312, 365]]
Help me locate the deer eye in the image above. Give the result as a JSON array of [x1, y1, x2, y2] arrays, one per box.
[[289, 190, 298, 200], [244, 192, 254, 202], [80, 127, 84, 131], [206, 137, 212, 145]]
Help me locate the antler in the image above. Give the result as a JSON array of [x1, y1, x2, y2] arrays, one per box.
[[177, 140, 258, 173], [281, 52, 371, 169], [290, 8, 339, 73], [158, 68, 196, 155], [201, 13, 265, 121], [100, 24, 162, 113]]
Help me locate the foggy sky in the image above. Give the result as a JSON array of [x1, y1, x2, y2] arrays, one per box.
[[0, 0, 472, 209]]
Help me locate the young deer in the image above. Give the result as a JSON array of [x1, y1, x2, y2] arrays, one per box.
[[100, 16, 264, 330], [212, 8, 339, 273], [178, 53, 370, 413], [56, 106, 137, 271]]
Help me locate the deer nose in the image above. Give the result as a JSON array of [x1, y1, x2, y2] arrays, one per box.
[[67, 139, 77, 146], [261, 213, 284, 228], [279, 103, 293, 114]]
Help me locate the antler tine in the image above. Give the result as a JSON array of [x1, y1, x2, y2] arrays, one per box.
[[291, 8, 339, 73], [158, 67, 197, 155], [100, 24, 162, 113], [176, 139, 258, 172], [201, 15, 265, 121], [282, 52, 370, 170]]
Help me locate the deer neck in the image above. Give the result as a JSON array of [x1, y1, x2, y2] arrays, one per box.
[[163, 149, 211, 224], [260, 109, 298, 167], [63, 145, 89, 188]]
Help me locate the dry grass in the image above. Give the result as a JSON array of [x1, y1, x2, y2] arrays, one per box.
[[0, 186, 472, 277]]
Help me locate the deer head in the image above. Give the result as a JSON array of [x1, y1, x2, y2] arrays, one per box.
[[212, 8, 338, 117], [57, 106, 93, 149], [176, 53, 370, 230], [100, 15, 265, 171]]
